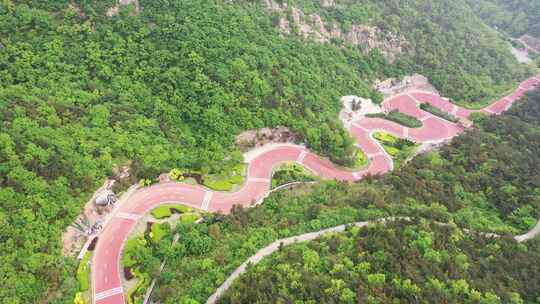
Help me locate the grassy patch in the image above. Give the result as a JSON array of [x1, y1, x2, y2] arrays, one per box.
[[367, 110, 422, 128], [352, 149, 369, 169], [151, 223, 169, 243], [180, 213, 200, 225], [151, 204, 193, 219], [203, 163, 246, 191], [127, 268, 150, 304], [272, 162, 316, 188], [420, 103, 459, 122], [123, 237, 146, 268], [373, 132, 420, 169], [73, 292, 87, 304], [76, 251, 91, 292]]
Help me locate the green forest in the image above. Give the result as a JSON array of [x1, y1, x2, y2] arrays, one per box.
[[140, 89, 540, 303], [466, 0, 540, 37], [221, 220, 540, 303], [0, 0, 538, 303]]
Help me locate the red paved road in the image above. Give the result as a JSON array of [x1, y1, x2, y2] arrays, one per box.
[[92, 75, 540, 304]]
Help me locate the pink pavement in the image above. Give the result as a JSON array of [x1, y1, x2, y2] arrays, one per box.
[[92, 75, 540, 304]]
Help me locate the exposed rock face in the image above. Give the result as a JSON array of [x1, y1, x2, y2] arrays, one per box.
[[375, 74, 438, 98], [265, 0, 287, 12], [320, 0, 336, 8], [106, 0, 142, 17], [264, 1, 409, 62], [346, 25, 406, 62], [521, 34, 540, 53], [236, 126, 298, 152]]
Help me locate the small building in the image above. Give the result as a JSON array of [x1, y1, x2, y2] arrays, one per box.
[[95, 190, 117, 206]]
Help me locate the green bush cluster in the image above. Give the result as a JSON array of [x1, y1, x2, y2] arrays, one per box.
[[151, 204, 192, 219], [272, 162, 317, 188], [373, 132, 419, 168], [221, 221, 540, 303], [367, 110, 423, 128], [420, 103, 459, 122]]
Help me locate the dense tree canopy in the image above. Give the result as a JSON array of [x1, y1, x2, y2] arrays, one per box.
[[278, 0, 534, 103], [221, 220, 540, 303], [147, 89, 540, 303], [466, 0, 540, 37], [0, 0, 536, 303]]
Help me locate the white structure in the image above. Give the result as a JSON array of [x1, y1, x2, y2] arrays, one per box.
[[339, 96, 383, 127], [95, 190, 117, 206]]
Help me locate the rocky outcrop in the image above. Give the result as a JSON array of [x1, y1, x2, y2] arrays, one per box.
[[106, 0, 142, 17], [320, 0, 336, 8], [520, 34, 540, 53], [265, 0, 287, 12], [375, 74, 438, 98], [264, 1, 409, 62], [236, 126, 298, 152]]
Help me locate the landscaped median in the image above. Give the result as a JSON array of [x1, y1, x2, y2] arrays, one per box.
[[419, 103, 459, 122], [74, 237, 98, 304], [121, 203, 203, 304], [367, 110, 423, 128], [271, 162, 317, 189], [168, 164, 247, 192], [203, 163, 246, 191], [373, 132, 420, 169]]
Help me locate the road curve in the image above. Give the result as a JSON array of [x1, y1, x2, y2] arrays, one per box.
[[91, 75, 540, 304], [205, 216, 540, 304]]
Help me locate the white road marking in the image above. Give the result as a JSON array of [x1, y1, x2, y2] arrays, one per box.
[[249, 178, 271, 183], [116, 212, 141, 221], [484, 107, 495, 114], [352, 123, 369, 132], [504, 98, 514, 111], [367, 152, 385, 158], [297, 151, 308, 164], [201, 191, 213, 211], [420, 115, 431, 121], [95, 286, 123, 301], [451, 105, 459, 116]]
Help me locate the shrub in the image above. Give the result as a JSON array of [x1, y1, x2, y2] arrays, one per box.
[[76, 252, 91, 292], [203, 163, 246, 191], [367, 110, 422, 128], [180, 214, 200, 225], [151, 223, 169, 243], [353, 149, 369, 168], [420, 103, 459, 122], [123, 238, 146, 268], [272, 162, 316, 188], [151, 204, 192, 219]]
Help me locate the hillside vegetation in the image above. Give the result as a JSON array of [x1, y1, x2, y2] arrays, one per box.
[[466, 0, 540, 37], [145, 89, 540, 303], [0, 0, 536, 303], [267, 0, 534, 102], [221, 220, 540, 303]]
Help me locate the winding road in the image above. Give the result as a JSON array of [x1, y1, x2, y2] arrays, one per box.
[[91, 75, 540, 304]]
